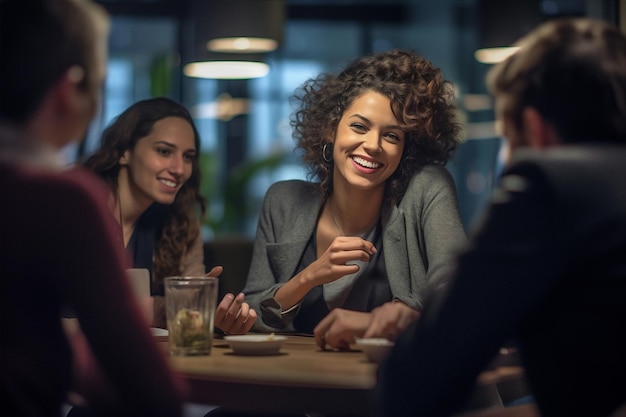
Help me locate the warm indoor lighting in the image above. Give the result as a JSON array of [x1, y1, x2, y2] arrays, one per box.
[[183, 61, 270, 79], [183, 1, 284, 80], [208, 37, 278, 53], [192, 93, 250, 121], [474, 46, 520, 64]]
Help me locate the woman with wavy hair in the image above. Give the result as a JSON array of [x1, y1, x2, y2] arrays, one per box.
[[84, 97, 256, 334], [243, 49, 466, 349]]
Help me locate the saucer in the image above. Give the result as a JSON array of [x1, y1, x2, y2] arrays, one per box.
[[151, 327, 169, 336], [355, 338, 395, 363], [224, 334, 287, 355]]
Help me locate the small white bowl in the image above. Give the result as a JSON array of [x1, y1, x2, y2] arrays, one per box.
[[355, 338, 395, 363], [224, 334, 287, 355], [151, 327, 169, 336]]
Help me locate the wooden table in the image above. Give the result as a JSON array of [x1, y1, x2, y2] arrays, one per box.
[[158, 335, 526, 417]]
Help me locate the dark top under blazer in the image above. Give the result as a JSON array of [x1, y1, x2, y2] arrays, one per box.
[[243, 164, 467, 332]]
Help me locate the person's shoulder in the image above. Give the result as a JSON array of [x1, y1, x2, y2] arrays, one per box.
[[5, 163, 107, 198], [407, 164, 455, 190], [507, 144, 626, 202], [3, 164, 113, 232], [261, 180, 321, 218], [265, 179, 319, 201], [56, 166, 111, 203], [512, 144, 626, 166], [21, 165, 112, 216], [395, 165, 458, 208], [416, 164, 453, 178], [507, 144, 626, 179]]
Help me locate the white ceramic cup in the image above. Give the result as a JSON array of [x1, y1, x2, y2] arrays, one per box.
[[125, 268, 153, 325]]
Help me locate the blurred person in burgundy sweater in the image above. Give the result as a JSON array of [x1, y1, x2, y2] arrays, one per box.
[[0, 1, 187, 415]]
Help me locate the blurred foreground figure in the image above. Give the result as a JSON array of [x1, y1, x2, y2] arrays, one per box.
[[0, 1, 186, 416], [378, 17, 626, 417]]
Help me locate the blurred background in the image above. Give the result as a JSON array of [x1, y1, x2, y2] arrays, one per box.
[[74, 0, 623, 239]]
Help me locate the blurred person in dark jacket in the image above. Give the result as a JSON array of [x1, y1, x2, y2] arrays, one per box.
[[378, 17, 626, 417]]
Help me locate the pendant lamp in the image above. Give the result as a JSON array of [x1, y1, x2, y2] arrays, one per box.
[[183, 0, 285, 79], [475, 0, 543, 64]]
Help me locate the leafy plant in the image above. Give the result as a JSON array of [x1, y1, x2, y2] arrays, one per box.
[[201, 152, 287, 235]]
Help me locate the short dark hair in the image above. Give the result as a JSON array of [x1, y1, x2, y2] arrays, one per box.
[[487, 18, 626, 144], [0, 0, 109, 125]]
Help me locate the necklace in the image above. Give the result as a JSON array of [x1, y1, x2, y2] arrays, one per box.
[[328, 200, 345, 236], [327, 198, 377, 238]]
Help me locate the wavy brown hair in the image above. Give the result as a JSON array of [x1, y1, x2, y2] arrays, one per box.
[[82, 97, 206, 287], [291, 49, 462, 205]]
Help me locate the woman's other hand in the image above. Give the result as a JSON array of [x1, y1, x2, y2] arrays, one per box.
[[313, 308, 371, 350], [214, 292, 257, 335], [205, 265, 224, 278], [362, 301, 420, 341]]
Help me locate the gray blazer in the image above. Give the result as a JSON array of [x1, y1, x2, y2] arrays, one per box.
[[243, 165, 467, 332]]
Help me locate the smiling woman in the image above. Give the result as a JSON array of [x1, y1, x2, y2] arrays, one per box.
[[83, 98, 206, 317], [242, 49, 467, 350], [82, 97, 257, 334], [118, 116, 196, 207]]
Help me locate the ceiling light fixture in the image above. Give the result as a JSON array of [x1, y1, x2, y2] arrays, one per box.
[[184, 61, 270, 80], [476, 0, 542, 64], [207, 37, 279, 54], [474, 46, 521, 64], [183, 0, 284, 79]]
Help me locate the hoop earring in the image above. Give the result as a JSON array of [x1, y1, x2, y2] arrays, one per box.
[[322, 143, 333, 162]]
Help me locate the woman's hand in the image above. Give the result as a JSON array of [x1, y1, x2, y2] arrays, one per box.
[[362, 301, 420, 341], [274, 237, 377, 311], [313, 302, 420, 350], [214, 292, 257, 335], [313, 308, 371, 350], [205, 266, 257, 334], [205, 265, 224, 278], [307, 236, 377, 286]]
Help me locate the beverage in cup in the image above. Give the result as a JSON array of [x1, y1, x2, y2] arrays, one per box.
[[165, 276, 218, 356]]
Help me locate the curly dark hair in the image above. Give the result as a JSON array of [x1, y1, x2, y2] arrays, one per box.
[[291, 49, 462, 205], [82, 97, 206, 287]]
